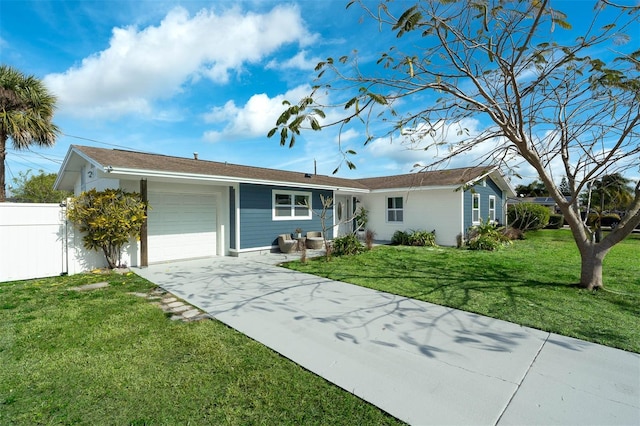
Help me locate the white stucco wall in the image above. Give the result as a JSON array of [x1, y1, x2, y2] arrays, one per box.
[[362, 188, 463, 246]]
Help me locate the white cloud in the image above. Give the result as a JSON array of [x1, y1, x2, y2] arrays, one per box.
[[265, 50, 321, 71], [43, 5, 314, 118], [203, 85, 313, 143]]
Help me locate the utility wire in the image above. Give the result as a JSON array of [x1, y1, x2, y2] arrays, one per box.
[[62, 132, 132, 150]]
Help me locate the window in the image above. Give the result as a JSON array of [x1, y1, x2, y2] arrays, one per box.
[[272, 190, 311, 220], [387, 197, 403, 222], [489, 195, 496, 223], [472, 193, 480, 224]]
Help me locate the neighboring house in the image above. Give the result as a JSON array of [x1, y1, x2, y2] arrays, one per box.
[[55, 145, 515, 267]]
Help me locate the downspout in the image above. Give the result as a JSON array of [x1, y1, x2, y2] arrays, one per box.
[[140, 179, 148, 267], [503, 190, 508, 226], [59, 199, 69, 276]]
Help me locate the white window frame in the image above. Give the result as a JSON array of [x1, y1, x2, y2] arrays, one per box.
[[386, 196, 404, 223], [472, 193, 481, 224], [272, 190, 312, 221], [489, 195, 496, 223]]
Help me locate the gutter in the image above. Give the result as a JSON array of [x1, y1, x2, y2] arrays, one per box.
[[103, 167, 370, 193]]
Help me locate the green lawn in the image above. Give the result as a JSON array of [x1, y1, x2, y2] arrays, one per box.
[[0, 273, 401, 425], [287, 229, 640, 353]]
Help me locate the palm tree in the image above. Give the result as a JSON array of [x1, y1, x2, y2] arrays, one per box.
[[581, 173, 634, 212], [0, 65, 60, 201]]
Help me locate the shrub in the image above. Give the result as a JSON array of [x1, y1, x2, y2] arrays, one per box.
[[407, 229, 437, 247], [391, 230, 410, 245], [546, 214, 564, 229], [332, 234, 364, 256], [392, 229, 437, 247], [467, 220, 511, 251], [507, 203, 551, 231], [67, 188, 147, 268], [468, 234, 503, 251]]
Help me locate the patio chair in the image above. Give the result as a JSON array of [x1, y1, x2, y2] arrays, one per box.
[[306, 231, 324, 249], [278, 234, 297, 253]]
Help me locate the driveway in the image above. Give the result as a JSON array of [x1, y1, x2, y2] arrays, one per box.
[[135, 256, 639, 425]]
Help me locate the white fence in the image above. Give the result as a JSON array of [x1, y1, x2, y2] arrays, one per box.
[[0, 203, 108, 282]]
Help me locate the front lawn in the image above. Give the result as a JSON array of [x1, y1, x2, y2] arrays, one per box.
[[286, 230, 640, 353], [0, 273, 400, 425]]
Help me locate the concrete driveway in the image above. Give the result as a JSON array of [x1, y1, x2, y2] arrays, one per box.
[[135, 256, 639, 425]]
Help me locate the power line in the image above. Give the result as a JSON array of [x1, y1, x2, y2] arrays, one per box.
[[62, 132, 132, 150]]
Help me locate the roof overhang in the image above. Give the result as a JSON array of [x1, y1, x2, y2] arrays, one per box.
[[54, 147, 104, 191], [103, 166, 369, 193], [471, 167, 517, 198]]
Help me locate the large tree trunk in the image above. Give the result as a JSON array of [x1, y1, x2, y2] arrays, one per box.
[[578, 244, 608, 290]]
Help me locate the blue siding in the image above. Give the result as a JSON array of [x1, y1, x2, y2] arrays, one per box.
[[238, 183, 333, 249], [229, 187, 236, 250], [463, 177, 504, 233]]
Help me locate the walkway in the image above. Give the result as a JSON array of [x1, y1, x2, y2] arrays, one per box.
[[135, 256, 639, 425]]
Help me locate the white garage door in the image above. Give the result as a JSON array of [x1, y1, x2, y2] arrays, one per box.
[[147, 190, 217, 263]]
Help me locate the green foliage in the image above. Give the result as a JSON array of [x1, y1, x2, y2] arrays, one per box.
[[0, 65, 61, 201], [559, 177, 572, 196], [391, 230, 410, 245], [467, 220, 511, 251], [579, 173, 634, 211], [408, 229, 437, 247], [67, 188, 147, 269], [9, 169, 71, 203], [508, 203, 551, 231], [546, 214, 565, 229], [332, 234, 364, 256], [391, 229, 437, 247], [514, 180, 548, 197]]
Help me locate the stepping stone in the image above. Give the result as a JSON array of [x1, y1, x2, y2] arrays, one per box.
[[190, 313, 213, 321], [128, 292, 148, 298], [171, 305, 191, 313], [167, 301, 184, 308], [70, 282, 109, 291], [182, 309, 202, 319], [161, 297, 177, 304]]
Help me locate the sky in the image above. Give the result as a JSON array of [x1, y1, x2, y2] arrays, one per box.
[[1, 0, 638, 191]]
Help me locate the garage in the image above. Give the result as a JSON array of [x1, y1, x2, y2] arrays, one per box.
[[147, 187, 217, 263]]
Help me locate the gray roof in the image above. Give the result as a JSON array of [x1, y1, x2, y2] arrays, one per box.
[[59, 145, 512, 194], [69, 145, 368, 190], [357, 167, 495, 190]]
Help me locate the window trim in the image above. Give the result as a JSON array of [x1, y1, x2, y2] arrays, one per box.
[[488, 195, 496, 223], [386, 196, 404, 223], [272, 190, 312, 221], [472, 193, 481, 224]]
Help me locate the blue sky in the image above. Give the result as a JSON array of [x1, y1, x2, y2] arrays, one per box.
[[1, 0, 638, 190]]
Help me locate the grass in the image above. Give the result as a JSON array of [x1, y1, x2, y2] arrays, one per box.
[[0, 272, 401, 425], [287, 229, 640, 353]]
